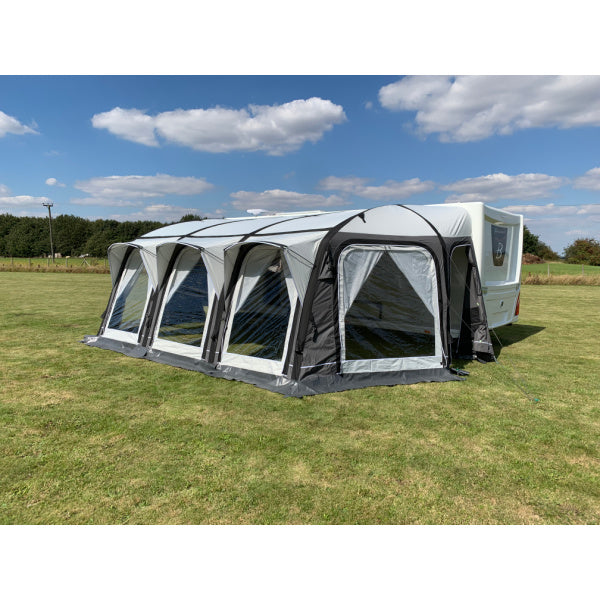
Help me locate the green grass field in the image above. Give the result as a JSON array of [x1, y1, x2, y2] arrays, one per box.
[[522, 261, 600, 277], [1, 272, 599, 524]]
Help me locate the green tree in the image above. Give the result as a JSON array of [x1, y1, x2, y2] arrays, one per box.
[[179, 213, 204, 223], [5, 217, 49, 257], [54, 215, 93, 256], [0, 214, 19, 255], [523, 225, 541, 255], [564, 238, 600, 266]]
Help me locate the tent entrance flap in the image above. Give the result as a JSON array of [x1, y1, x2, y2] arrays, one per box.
[[221, 245, 298, 375], [105, 248, 152, 344], [151, 247, 215, 359], [338, 245, 442, 373]]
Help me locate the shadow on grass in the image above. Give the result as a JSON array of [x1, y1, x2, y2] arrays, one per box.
[[491, 324, 545, 358], [452, 324, 545, 368]]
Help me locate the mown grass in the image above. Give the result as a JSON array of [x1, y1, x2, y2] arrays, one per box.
[[1, 273, 599, 524]]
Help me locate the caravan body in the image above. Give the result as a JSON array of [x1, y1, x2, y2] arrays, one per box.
[[458, 203, 523, 329], [84, 203, 523, 396]]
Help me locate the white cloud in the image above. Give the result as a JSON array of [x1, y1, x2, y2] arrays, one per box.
[[442, 172, 566, 203], [71, 197, 143, 207], [379, 76, 600, 142], [0, 183, 51, 209], [503, 203, 578, 217], [92, 98, 346, 155], [319, 175, 371, 193], [230, 189, 349, 212], [576, 204, 600, 216], [72, 174, 214, 204], [45, 177, 66, 187], [92, 108, 158, 146], [0, 110, 38, 138], [573, 166, 600, 191], [319, 175, 435, 201], [0, 192, 52, 213], [503, 202, 600, 252]]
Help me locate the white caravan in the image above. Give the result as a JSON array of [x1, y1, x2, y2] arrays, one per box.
[[457, 203, 523, 329]]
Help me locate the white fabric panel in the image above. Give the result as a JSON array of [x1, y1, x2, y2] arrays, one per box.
[[226, 232, 325, 303], [340, 205, 435, 237], [387, 249, 436, 317], [188, 215, 298, 237], [410, 205, 471, 238], [138, 218, 227, 238], [151, 337, 205, 360], [108, 240, 162, 289], [108, 244, 130, 286], [342, 355, 444, 373], [139, 246, 158, 289], [256, 209, 363, 235], [339, 247, 384, 317], [218, 353, 288, 376], [339, 204, 470, 240], [154, 237, 242, 294]]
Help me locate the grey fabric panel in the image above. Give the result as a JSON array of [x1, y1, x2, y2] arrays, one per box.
[[295, 274, 339, 379], [81, 335, 147, 358]]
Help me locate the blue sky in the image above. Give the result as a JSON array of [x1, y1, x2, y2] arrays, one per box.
[[2, 75, 600, 253]]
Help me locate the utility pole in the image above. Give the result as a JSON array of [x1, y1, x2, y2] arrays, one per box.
[[42, 201, 54, 263]]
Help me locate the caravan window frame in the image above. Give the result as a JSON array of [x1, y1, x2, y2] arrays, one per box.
[[337, 244, 443, 373], [220, 244, 299, 376], [104, 248, 153, 344], [151, 246, 215, 360]]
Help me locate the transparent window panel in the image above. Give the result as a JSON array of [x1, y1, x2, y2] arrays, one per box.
[[227, 251, 292, 361], [158, 253, 209, 347], [108, 251, 149, 334], [344, 252, 436, 360]]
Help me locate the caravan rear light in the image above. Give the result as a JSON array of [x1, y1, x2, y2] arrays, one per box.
[[515, 291, 520, 316]]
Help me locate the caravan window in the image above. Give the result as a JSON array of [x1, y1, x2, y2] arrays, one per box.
[[154, 248, 212, 354], [338, 245, 442, 373], [107, 249, 151, 339], [221, 245, 298, 374]]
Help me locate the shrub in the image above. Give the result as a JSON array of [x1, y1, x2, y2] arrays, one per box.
[[564, 238, 600, 266]]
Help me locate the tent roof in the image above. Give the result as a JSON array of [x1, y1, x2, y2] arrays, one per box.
[[107, 204, 475, 287], [133, 204, 472, 244]]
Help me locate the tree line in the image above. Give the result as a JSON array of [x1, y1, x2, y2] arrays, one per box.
[[0, 214, 177, 258]]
